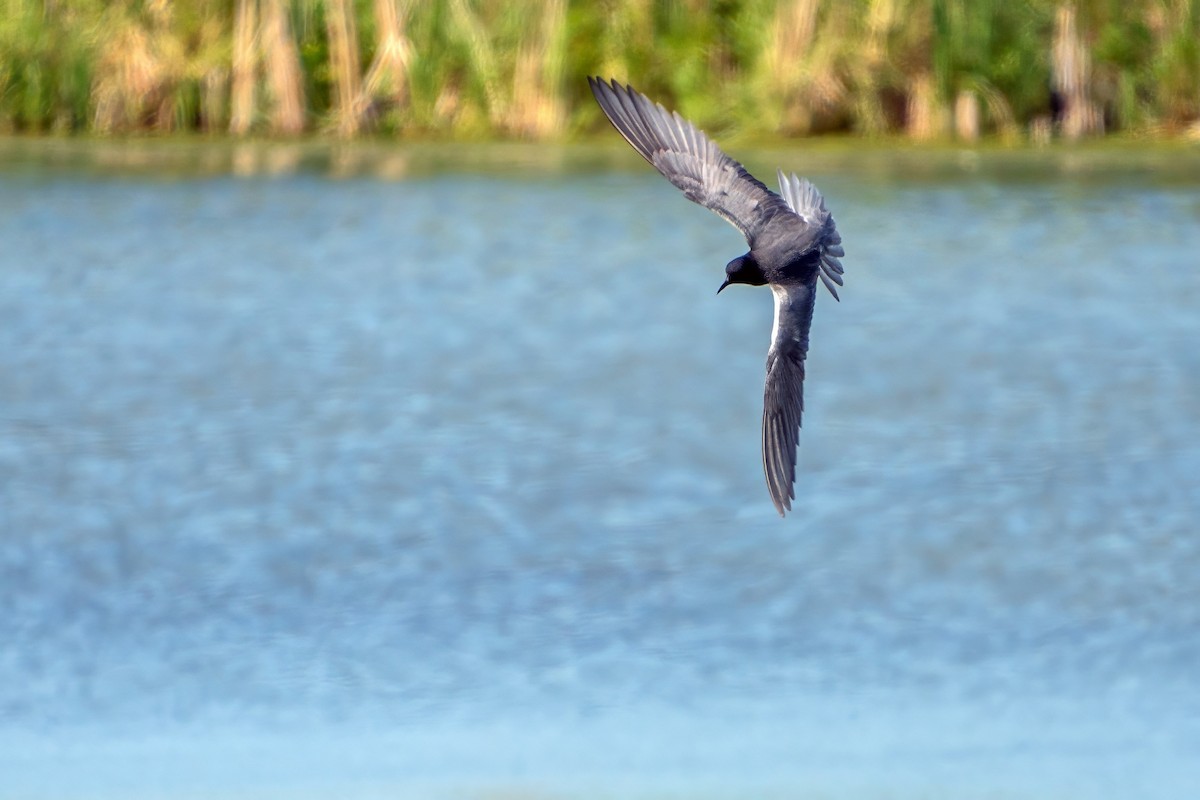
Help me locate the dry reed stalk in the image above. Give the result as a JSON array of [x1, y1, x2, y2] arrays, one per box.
[[864, 0, 897, 67], [597, 0, 653, 85], [977, 82, 1019, 141], [538, 0, 567, 135], [201, 68, 229, 132], [90, 0, 194, 134], [191, 7, 232, 134], [510, 48, 541, 136], [906, 73, 941, 140], [854, 0, 901, 133], [761, 0, 822, 132], [92, 21, 172, 133], [508, 0, 566, 137], [767, 0, 820, 88], [262, 0, 305, 134], [1052, 3, 1103, 139], [448, 0, 505, 128], [230, 0, 258, 134], [359, 0, 415, 120], [433, 82, 461, 126], [954, 89, 979, 140], [1029, 115, 1053, 145], [324, 0, 363, 136], [1153, 0, 1200, 127]]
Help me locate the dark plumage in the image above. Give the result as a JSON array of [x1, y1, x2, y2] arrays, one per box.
[[589, 77, 845, 517]]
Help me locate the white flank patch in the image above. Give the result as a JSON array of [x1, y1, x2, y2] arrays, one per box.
[[769, 284, 789, 350]]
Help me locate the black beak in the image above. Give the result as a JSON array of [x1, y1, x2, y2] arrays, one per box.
[[716, 279, 730, 295]]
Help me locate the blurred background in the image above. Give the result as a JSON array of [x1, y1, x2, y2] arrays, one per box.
[[2, 3, 1200, 800], [0, 0, 1198, 141]]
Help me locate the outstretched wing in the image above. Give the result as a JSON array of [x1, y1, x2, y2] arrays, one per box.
[[589, 77, 794, 246], [777, 170, 846, 300], [762, 281, 818, 516]]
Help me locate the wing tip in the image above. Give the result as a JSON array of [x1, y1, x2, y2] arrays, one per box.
[[819, 270, 842, 301], [768, 478, 794, 517], [587, 75, 620, 106], [763, 417, 798, 518], [588, 76, 642, 106], [588, 76, 634, 113]]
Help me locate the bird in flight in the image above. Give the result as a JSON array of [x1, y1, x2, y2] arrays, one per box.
[[588, 78, 845, 517]]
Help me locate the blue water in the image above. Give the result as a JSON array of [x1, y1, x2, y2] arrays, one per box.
[[1, 142, 1198, 799]]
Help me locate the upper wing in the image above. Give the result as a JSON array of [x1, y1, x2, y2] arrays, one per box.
[[777, 170, 846, 300], [762, 281, 818, 516], [589, 77, 794, 246]]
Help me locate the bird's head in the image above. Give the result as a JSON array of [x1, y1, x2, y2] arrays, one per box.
[[717, 254, 767, 294]]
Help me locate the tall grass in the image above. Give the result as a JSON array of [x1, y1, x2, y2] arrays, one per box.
[[0, 0, 1196, 139]]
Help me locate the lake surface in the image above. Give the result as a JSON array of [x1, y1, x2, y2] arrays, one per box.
[[1, 140, 1198, 799]]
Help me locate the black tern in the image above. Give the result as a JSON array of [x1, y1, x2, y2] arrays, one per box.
[[589, 77, 845, 517]]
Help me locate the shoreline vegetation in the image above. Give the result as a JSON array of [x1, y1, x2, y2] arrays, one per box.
[[1, 1, 1198, 143], [7, 136, 1200, 184]]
